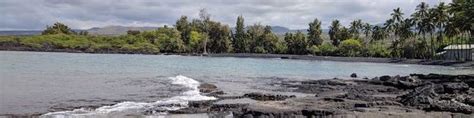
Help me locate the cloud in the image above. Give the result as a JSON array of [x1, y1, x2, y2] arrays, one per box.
[[0, 0, 450, 30]]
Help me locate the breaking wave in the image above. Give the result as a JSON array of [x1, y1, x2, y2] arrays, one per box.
[[41, 75, 217, 117]]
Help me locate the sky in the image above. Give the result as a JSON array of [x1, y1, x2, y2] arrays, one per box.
[[0, 0, 450, 30]]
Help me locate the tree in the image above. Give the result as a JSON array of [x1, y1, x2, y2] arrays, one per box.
[[189, 31, 208, 53], [207, 21, 232, 53], [233, 15, 248, 53], [339, 39, 362, 57], [175, 16, 192, 46], [397, 19, 415, 58], [362, 23, 372, 38], [432, 2, 449, 45], [127, 30, 140, 36], [155, 27, 185, 53], [307, 18, 323, 46], [336, 27, 351, 42], [412, 2, 431, 58], [447, 0, 473, 60], [318, 43, 337, 56], [285, 31, 308, 54], [448, 0, 474, 34], [384, 8, 405, 58], [260, 26, 279, 53], [247, 23, 265, 52], [371, 26, 387, 43], [349, 19, 362, 38], [329, 20, 341, 46], [391, 8, 404, 23], [42, 22, 74, 35], [199, 8, 211, 54]]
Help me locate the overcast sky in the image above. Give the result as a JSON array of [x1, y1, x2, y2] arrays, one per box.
[[0, 0, 450, 30]]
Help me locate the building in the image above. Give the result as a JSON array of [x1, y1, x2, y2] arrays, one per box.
[[441, 44, 474, 61]]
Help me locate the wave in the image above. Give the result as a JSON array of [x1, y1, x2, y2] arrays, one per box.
[[41, 75, 217, 117]]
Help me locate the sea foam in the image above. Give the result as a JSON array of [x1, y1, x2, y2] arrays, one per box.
[[41, 75, 217, 117]]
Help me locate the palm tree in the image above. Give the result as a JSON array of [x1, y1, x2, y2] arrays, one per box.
[[427, 8, 437, 57], [371, 26, 388, 57], [371, 26, 387, 43], [349, 19, 363, 39], [385, 8, 404, 58], [412, 2, 430, 59], [329, 20, 341, 46], [362, 23, 372, 45], [396, 18, 414, 57], [391, 8, 404, 23], [432, 2, 449, 46]]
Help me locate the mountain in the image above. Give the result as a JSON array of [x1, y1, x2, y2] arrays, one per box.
[[0, 30, 42, 36], [87, 26, 159, 35], [270, 26, 291, 34]]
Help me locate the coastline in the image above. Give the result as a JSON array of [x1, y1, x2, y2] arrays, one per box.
[[0, 47, 472, 67], [149, 73, 474, 117], [3, 73, 474, 117]]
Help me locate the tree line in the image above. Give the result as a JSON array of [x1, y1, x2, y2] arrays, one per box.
[[0, 0, 471, 60]]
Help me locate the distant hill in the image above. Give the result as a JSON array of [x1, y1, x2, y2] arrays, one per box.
[[0, 29, 85, 36], [0, 25, 329, 36], [87, 26, 159, 35], [0, 30, 42, 36]]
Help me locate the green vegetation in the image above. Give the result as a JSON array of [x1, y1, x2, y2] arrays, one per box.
[[0, 1, 472, 60], [339, 39, 362, 57]]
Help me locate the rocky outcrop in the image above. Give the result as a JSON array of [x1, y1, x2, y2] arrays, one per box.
[[281, 73, 474, 115], [243, 92, 295, 101], [398, 74, 474, 114], [370, 75, 422, 89], [198, 83, 224, 96], [235, 109, 337, 118], [198, 83, 218, 93], [165, 74, 474, 117]]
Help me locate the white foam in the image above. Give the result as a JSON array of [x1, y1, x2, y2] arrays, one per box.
[[41, 75, 217, 118]]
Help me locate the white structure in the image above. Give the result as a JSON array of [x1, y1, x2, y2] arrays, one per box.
[[442, 44, 474, 61]]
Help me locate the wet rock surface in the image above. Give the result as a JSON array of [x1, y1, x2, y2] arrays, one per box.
[[351, 73, 357, 78], [243, 92, 296, 101], [198, 83, 225, 96], [176, 73, 474, 117], [12, 74, 472, 117]]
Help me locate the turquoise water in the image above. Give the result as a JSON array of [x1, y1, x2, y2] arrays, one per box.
[[0, 51, 472, 115]]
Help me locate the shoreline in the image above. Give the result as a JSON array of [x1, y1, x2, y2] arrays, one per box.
[[0, 48, 472, 67], [3, 73, 473, 117]]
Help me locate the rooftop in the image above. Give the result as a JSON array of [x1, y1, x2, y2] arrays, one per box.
[[443, 44, 474, 50]]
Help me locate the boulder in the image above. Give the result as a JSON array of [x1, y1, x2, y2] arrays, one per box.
[[198, 83, 218, 93], [399, 84, 437, 107], [350, 73, 357, 78], [441, 82, 470, 94], [379, 75, 392, 81]]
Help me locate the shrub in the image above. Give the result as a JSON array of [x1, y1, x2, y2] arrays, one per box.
[[339, 39, 362, 57], [319, 43, 337, 56], [0, 36, 20, 45], [254, 46, 267, 53], [308, 45, 321, 55], [275, 41, 287, 54], [366, 42, 390, 57]]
